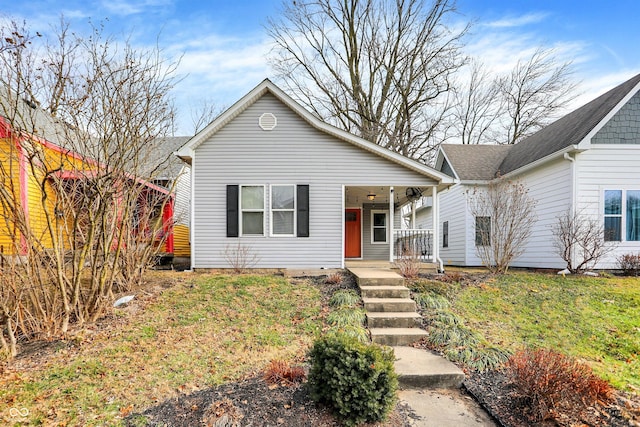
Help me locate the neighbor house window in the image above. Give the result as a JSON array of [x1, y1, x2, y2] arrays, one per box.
[[240, 185, 264, 235], [371, 211, 388, 243], [605, 189, 640, 242], [475, 216, 491, 246], [443, 221, 449, 248], [271, 185, 295, 235]]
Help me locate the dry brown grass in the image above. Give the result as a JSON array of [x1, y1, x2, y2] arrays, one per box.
[[0, 272, 321, 426]]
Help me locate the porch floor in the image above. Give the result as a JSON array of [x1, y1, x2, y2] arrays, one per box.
[[345, 259, 438, 272]]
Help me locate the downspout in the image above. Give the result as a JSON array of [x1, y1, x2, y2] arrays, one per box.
[[563, 152, 576, 270], [432, 186, 444, 273], [563, 153, 576, 213]]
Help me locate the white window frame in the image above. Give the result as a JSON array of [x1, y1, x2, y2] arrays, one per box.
[[270, 184, 296, 237], [371, 210, 388, 244], [240, 185, 265, 236], [603, 189, 640, 242]]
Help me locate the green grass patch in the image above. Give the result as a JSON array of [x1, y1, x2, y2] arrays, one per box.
[[0, 273, 322, 426], [449, 272, 640, 391]]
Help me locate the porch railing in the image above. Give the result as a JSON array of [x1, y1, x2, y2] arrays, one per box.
[[393, 229, 433, 262]]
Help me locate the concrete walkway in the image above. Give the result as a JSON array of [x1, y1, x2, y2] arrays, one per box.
[[346, 266, 496, 427]]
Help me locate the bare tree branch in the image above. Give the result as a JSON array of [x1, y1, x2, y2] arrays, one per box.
[[268, 0, 468, 161]]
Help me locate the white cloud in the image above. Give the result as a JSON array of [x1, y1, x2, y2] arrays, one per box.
[[483, 12, 549, 29], [100, 0, 172, 16]]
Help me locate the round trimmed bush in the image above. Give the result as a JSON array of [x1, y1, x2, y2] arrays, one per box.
[[308, 334, 398, 426]]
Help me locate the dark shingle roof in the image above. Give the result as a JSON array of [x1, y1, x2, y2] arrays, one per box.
[[440, 144, 512, 180], [144, 136, 191, 179], [498, 73, 640, 174]]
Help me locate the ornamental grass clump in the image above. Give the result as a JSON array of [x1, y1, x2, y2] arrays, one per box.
[[506, 348, 614, 422], [308, 334, 398, 426]]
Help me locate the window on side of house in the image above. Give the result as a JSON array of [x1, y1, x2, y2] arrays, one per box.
[[443, 221, 449, 248], [604, 190, 622, 241], [605, 189, 640, 242], [475, 216, 491, 246], [627, 190, 640, 241], [240, 185, 264, 235], [271, 184, 295, 236], [371, 210, 388, 244]]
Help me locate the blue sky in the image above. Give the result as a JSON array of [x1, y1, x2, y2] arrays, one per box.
[[4, 0, 640, 134]]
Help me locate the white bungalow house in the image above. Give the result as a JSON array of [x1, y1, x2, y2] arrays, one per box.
[[434, 73, 640, 269], [175, 79, 455, 270]]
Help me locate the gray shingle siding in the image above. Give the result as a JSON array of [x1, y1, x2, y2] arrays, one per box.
[[592, 91, 640, 144]]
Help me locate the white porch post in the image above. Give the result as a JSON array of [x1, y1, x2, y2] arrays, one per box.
[[341, 185, 345, 268], [389, 186, 394, 263], [432, 186, 440, 270]]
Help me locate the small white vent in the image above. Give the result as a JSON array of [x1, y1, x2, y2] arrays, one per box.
[[259, 113, 277, 130]]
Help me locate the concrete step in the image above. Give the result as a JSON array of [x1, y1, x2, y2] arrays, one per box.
[[349, 268, 405, 287], [363, 297, 416, 313], [360, 285, 410, 299], [370, 328, 428, 346], [367, 312, 422, 328], [393, 346, 465, 389]]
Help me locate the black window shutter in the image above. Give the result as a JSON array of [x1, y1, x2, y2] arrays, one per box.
[[297, 185, 309, 237], [227, 185, 239, 237]]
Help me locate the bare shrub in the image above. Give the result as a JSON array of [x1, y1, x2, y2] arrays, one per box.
[[394, 252, 421, 279], [616, 253, 640, 276], [506, 348, 613, 422], [0, 18, 177, 351], [324, 272, 343, 285], [222, 242, 260, 274], [467, 177, 537, 273], [553, 210, 617, 273], [263, 359, 306, 386]]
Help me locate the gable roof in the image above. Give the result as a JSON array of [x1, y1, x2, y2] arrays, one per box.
[[175, 79, 455, 187], [440, 144, 512, 181], [439, 73, 640, 180], [498, 72, 640, 174]]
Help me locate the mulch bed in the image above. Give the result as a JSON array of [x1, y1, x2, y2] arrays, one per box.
[[125, 375, 413, 427], [464, 369, 640, 427]]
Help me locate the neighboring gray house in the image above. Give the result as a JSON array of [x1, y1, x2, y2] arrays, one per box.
[[176, 79, 454, 269], [435, 73, 640, 269]]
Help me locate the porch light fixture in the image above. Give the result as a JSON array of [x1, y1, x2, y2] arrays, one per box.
[[367, 192, 376, 201]]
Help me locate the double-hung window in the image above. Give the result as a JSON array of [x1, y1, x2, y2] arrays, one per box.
[[240, 185, 265, 235], [371, 211, 388, 244], [475, 216, 491, 246], [271, 185, 295, 235], [605, 189, 640, 242]]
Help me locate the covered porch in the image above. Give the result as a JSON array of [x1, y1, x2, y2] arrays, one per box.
[[342, 185, 441, 268]]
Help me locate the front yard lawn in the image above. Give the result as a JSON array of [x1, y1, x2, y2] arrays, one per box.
[[0, 273, 322, 426], [447, 272, 640, 392]]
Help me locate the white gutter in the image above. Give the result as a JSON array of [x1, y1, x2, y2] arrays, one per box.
[[501, 145, 583, 179]]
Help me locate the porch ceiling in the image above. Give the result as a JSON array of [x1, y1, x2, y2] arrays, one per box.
[[345, 186, 428, 207]]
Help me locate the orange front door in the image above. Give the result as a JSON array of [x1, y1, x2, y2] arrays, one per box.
[[345, 208, 361, 258]]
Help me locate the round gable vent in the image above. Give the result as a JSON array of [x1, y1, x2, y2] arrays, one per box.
[[258, 112, 277, 130]]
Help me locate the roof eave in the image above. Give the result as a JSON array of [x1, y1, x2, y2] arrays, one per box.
[[501, 145, 585, 179]]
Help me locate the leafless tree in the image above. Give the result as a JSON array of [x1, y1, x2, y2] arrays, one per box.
[[467, 177, 537, 273], [498, 47, 578, 145], [268, 0, 468, 161], [552, 210, 616, 273], [450, 59, 502, 145], [190, 98, 225, 133], [0, 18, 178, 353]]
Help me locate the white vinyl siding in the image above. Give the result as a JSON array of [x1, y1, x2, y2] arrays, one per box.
[[575, 145, 640, 268], [191, 93, 438, 268], [438, 184, 468, 266]]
